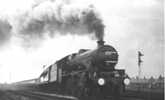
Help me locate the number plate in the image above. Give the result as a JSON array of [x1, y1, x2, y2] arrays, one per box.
[[105, 51, 112, 55]]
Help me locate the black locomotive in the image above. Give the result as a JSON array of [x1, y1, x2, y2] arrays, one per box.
[[37, 40, 130, 100]]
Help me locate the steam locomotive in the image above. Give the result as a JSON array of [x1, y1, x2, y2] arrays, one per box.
[[37, 40, 130, 100]]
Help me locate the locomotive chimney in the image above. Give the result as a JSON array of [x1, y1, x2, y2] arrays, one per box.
[[97, 39, 105, 48]]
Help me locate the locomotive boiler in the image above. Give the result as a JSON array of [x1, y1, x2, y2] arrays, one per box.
[[38, 40, 130, 100]]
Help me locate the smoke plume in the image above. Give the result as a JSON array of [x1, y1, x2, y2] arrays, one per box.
[[16, 0, 104, 41], [0, 19, 12, 46]]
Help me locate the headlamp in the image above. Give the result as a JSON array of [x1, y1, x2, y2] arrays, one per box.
[[98, 78, 105, 86], [124, 78, 130, 85]]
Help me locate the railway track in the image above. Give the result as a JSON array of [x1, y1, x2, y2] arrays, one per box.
[[7, 90, 78, 100], [92, 96, 145, 100], [0, 87, 162, 100], [1, 89, 145, 100]]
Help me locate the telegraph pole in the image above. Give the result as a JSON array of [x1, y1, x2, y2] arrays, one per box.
[[9, 72, 11, 83], [138, 51, 144, 78]]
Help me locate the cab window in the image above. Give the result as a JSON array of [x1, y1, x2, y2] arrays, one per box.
[[49, 64, 57, 82], [40, 69, 49, 82]]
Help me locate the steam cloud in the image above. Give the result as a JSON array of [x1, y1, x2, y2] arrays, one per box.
[[16, 0, 104, 41]]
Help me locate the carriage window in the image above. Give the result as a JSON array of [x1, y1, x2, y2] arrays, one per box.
[[50, 64, 57, 82], [58, 68, 62, 83]]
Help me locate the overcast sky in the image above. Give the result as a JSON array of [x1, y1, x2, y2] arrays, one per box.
[[0, 0, 164, 83]]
